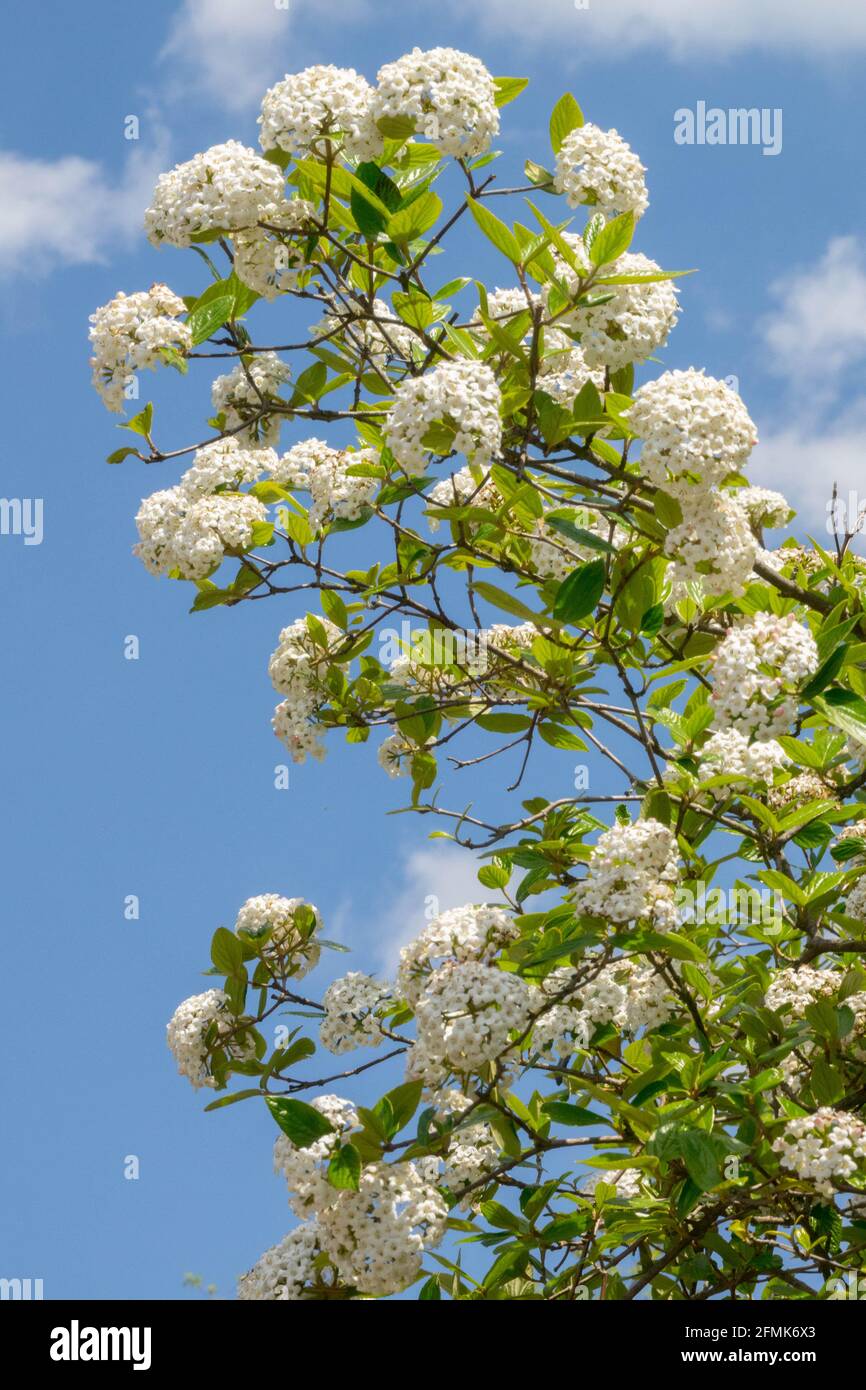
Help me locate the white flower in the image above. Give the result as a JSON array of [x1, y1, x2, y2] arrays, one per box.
[[765, 966, 866, 1019], [133, 486, 267, 580], [582, 1167, 644, 1200], [145, 141, 289, 248], [275, 1095, 358, 1219], [630, 369, 757, 495], [89, 285, 191, 412], [317, 1160, 447, 1296], [408, 961, 533, 1083], [320, 972, 391, 1054], [537, 332, 607, 406], [166, 988, 247, 1089], [311, 298, 416, 367], [211, 352, 291, 448], [371, 47, 499, 158], [235, 893, 321, 976], [180, 437, 273, 497], [736, 486, 793, 532], [547, 242, 679, 370], [773, 1108, 866, 1198], [269, 615, 346, 765], [377, 732, 417, 779], [664, 490, 758, 598], [305, 446, 379, 529], [574, 818, 679, 927], [259, 65, 381, 163], [397, 903, 519, 1006], [698, 729, 790, 793], [709, 613, 819, 739], [554, 124, 648, 219], [237, 1223, 326, 1300], [426, 465, 499, 531], [233, 199, 318, 299], [385, 359, 502, 477]]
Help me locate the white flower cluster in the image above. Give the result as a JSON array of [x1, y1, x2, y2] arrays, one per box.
[[765, 966, 866, 1020], [145, 141, 288, 248], [211, 352, 291, 448], [275, 1094, 359, 1218], [269, 615, 346, 764], [574, 818, 679, 928], [409, 960, 533, 1083], [166, 988, 244, 1089], [396, 903, 519, 1006], [629, 369, 757, 496], [846, 878, 866, 922], [317, 1160, 447, 1296], [312, 298, 416, 367], [237, 1223, 325, 1300], [554, 123, 648, 219], [385, 359, 502, 476], [371, 47, 499, 158], [549, 241, 679, 370], [664, 490, 757, 599], [134, 478, 267, 581], [430, 1091, 501, 1204], [537, 331, 607, 406], [235, 893, 321, 976], [89, 285, 191, 412], [272, 1095, 446, 1296], [736, 486, 793, 532], [180, 436, 272, 498], [526, 509, 614, 583], [377, 731, 419, 779], [582, 1167, 644, 1200], [285, 442, 379, 529], [319, 971, 390, 1054], [767, 770, 837, 812], [709, 613, 819, 739], [533, 958, 674, 1058], [259, 65, 381, 162], [698, 728, 789, 793], [426, 465, 499, 531], [773, 1108, 866, 1198], [233, 199, 318, 300]]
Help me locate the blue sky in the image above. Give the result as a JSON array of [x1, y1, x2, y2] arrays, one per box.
[[3, 0, 866, 1299]]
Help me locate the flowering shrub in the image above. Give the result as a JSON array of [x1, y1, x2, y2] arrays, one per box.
[[96, 54, 866, 1300]]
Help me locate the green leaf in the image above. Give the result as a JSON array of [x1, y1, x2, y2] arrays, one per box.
[[589, 212, 635, 267], [120, 402, 153, 438], [549, 93, 585, 154], [494, 76, 529, 108], [266, 1097, 334, 1148], [467, 197, 521, 264], [678, 1131, 721, 1192], [802, 646, 849, 698], [545, 516, 615, 554], [210, 927, 243, 975], [388, 191, 443, 241], [814, 689, 866, 748], [187, 294, 234, 347], [472, 581, 545, 625], [327, 1142, 362, 1191], [552, 560, 606, 623], [541, 1101, 604, 1127]]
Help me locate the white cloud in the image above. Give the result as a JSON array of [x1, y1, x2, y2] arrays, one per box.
[[0, 137, 168, 275], [761, 237, 866, 397], [751, 421, 866, 540], [161, 0, 368, 110], [457, 0, 866, 57], [369, 844, 497, 974]]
